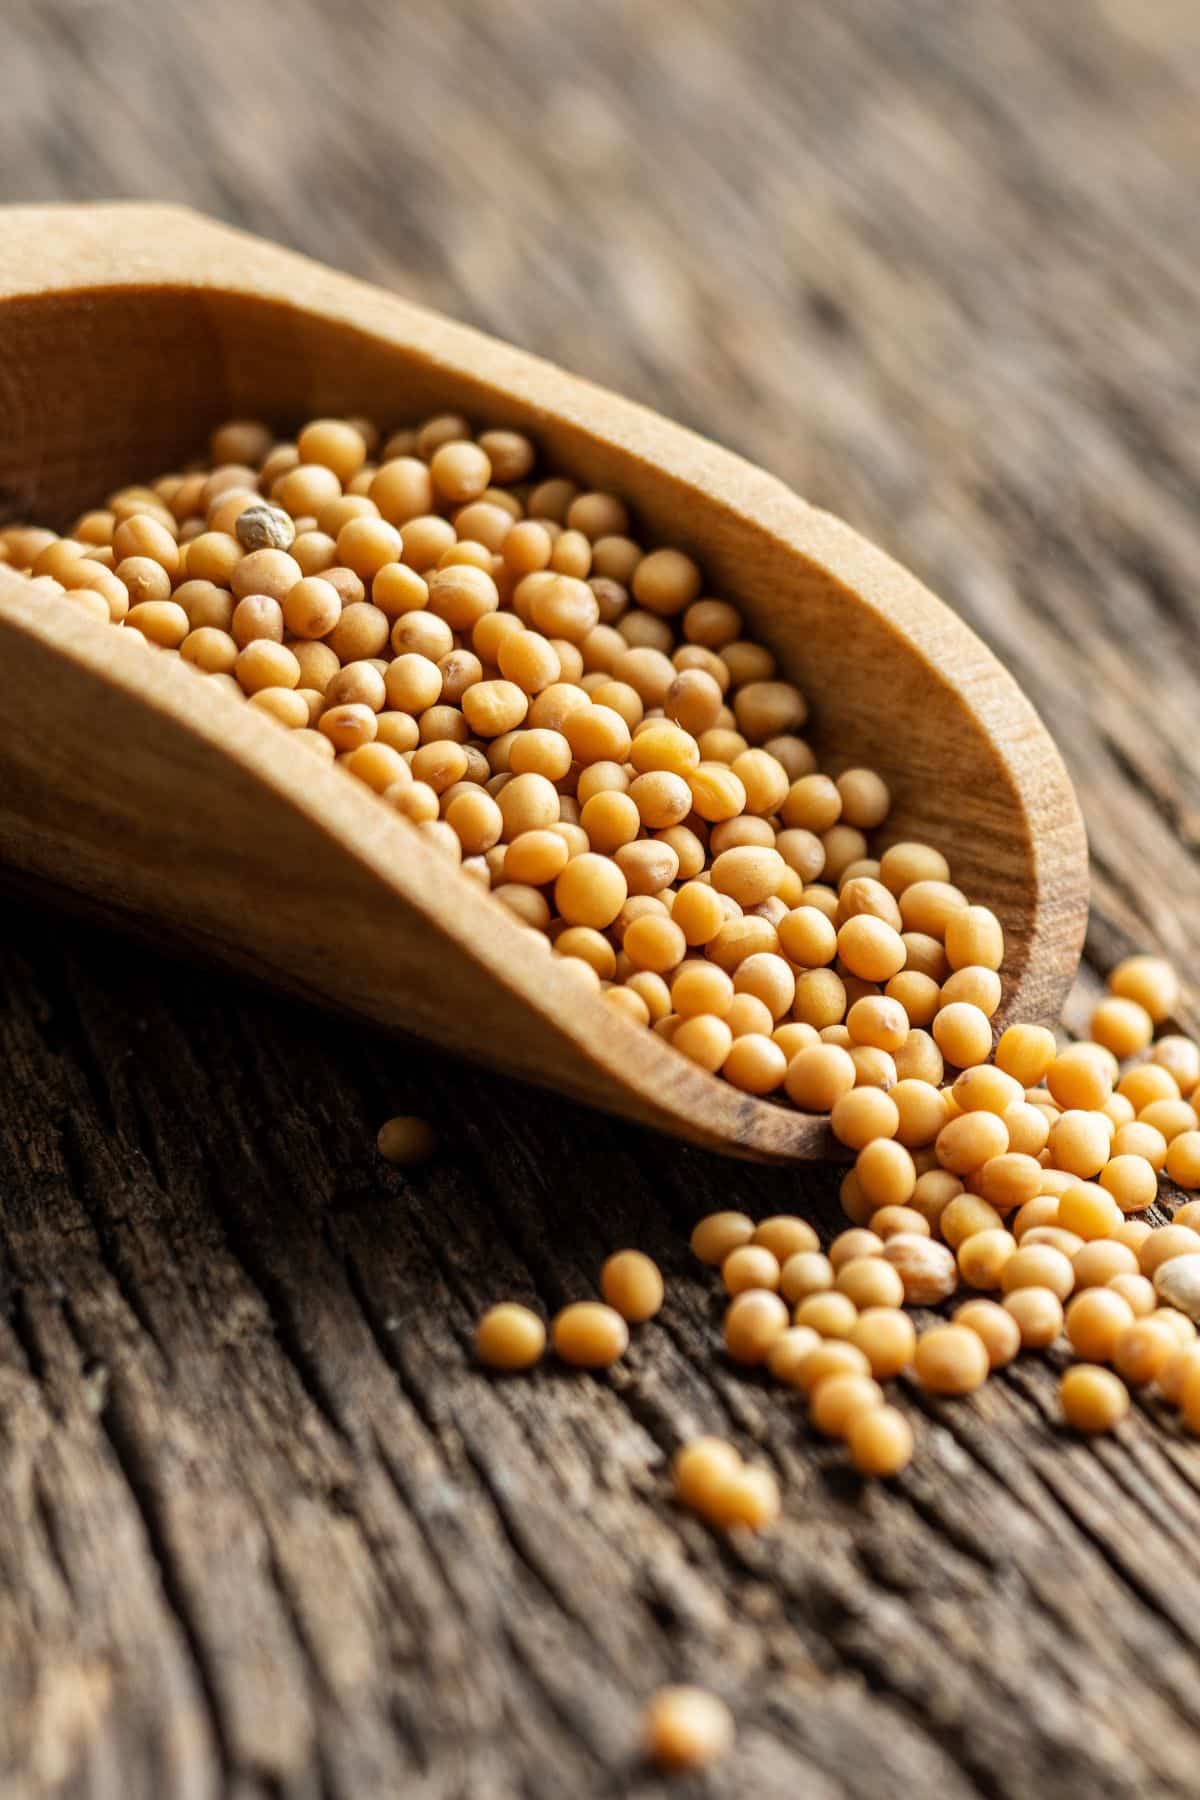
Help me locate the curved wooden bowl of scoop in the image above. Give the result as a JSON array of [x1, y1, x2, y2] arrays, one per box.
[[0, 204, 1088, 1160]]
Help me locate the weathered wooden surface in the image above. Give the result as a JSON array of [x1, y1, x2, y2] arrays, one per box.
[[2, 1, 1200, 1795]]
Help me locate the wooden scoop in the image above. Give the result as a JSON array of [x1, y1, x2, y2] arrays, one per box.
[[0, 204, 1088, 1160]]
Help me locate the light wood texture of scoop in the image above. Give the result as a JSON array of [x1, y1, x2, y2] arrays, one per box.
[[0, 204, 1087, 1158]]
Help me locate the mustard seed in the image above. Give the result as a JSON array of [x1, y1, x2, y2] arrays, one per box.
[[376, 1115, 437, 1165], [1065, 1288, 1135, 1362], [724, 1289, 789, 1363], [883, 1234, 958, 1305], [691, 1212, 754, 1265], [836, 1256, 905, 1310], [722, 1245, 781, 1296], [752, 1216, 819, 1261], [1113, 1317, 1177, 1386], [672, 1437, 741, 1513], [1002, 1286, 1063, 1348], [600, 1249, 664, 1322], [850, 1307, 916, 1378], [1166, 1131, 1200, 1188], [1060, 1364, 1129, 1434], [848, 1405, 914, 1477], [913, 1324, 989, 1395], [641, 1685, 734, 1772], [552, 1302, 629, 1368], [792, 1291, 858, 1340], [475, 1303, 546, 1371], [779, 1251, 835, 1304]]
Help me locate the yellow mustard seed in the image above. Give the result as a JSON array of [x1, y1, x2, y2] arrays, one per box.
[[600, 1250, 664, 1322], [1060, 1364, 1130, 1434], [836, 1256, 904, 1310], [1065, 1288, 1135, 1362], [1089, 996, 1155, 1059], [936, 1111, 1009, 1176], [848, 1404, 915, 1478], [551, 1301, 629, 1368], [1003, 1285, 1064, 1349], [1113, 1317, 1177, 1386], [855, 1139, 916, 1210], [792, 1291, 859, 1340], [779, 1251, 835, 1304], [957, 1229, 1017, 1292], [376, 1115, 437, 1165], [690, 1212, 755, 1265], [475, 1303, 546, 1371], [1071, 1239, 1138, 1289], [850, 1307, 916, 1378], [933, 1002, 994, 1070], [913, 1323, 990, 1395], [752, 1215, 819, 1261], [785, 1043, 857, 1113], [1166, 1131, 1200, 1188], [1000, 1243, 1075, 1302], [672, 1437, 742, 1513], [722, 1245, 781, 1296], [642, 1686, 734, 1772], [724, 1289, 789, 1364], [831, 1087, 900, 1150]]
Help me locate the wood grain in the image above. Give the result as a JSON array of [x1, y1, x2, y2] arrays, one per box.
[[1, 0, 1199, 1795], [0, 203, 1085, 1157]]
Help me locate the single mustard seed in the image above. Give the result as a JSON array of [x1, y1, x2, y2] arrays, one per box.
[[913, 1323, 990, 1395], [642, 1686, 734, 1773], [1113, 1317, 1177, 1386], [600, 1250, 664, 1322], [1060, 1364, 1130, 1433], [672, 1437, 742, 1514], [792, 1290, 859, 1340], [850, 1307, 916, 1378], [551, 1301, 629, 1368], [724, 1289, 789, 1364], [779, 1251, 835, 1304], [836, 1256, 905, 1310], [474, 1303, 546, 1371], [690, 1211, 755, 1265], [1065, 1288, 1135, 1363], [1002, 1286, 1064, 1349], [376, 1115, 437, 1166], [848, 1404, 915, 1477], [752, 1215, 820, 1261], [883, 1234, 958, 1305]]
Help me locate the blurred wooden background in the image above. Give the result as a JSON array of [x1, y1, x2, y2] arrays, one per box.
[[2, 1, 1200, 1795]]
